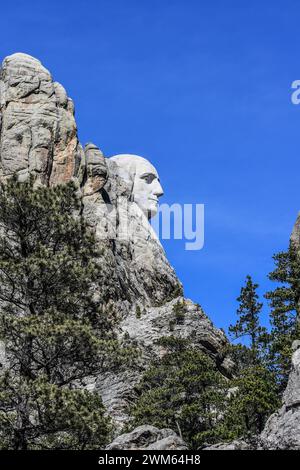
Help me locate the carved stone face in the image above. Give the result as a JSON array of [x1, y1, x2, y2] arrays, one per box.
[[110, 154, 164, 218]]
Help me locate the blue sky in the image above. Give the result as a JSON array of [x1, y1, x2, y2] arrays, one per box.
[[1, 0, 299, 332]]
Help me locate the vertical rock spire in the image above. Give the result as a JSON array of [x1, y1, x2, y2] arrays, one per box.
[[0, 53, 83, 185]]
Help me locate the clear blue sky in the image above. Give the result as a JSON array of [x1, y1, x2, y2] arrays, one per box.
[[1, 0, 299, 332]]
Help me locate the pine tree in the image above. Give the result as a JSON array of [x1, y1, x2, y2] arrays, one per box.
[[229, 275, 267, 362], [221, 365, 279, 440], [224, 276, 279, 439], [0, 177, 131, 449], [265, 241, 300, 393], [172, 299, 186, 325], [130, 336, 228, 449]]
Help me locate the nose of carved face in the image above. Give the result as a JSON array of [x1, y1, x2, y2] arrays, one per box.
[[133, 174, 164, 219], [145, 180, 163, 216], [152, 180, 164, 199]]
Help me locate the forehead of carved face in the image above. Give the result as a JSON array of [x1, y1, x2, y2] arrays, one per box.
[[110, 155, 164, 218]]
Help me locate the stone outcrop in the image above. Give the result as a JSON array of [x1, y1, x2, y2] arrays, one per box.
[[0, 53, 180, 308], [0, 53, 232, 439], [106, 425, 188, 450], [0, 53, 84, 186], [3, 52, 300, 450], [203, 440, 251, 450], [291, 212, 300, 248]]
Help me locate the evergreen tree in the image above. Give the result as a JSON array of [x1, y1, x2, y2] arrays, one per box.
[[229, 275, 267, 362], [265, 241, 300, 393], [172, 299, 186, 325], [223, 276, 279, 440], [0, 177, 131, 449], [221, 365, 279, 440], [130, 336, 228, 449]]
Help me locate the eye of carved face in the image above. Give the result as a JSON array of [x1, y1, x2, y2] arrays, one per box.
[[141, 173, 156, 184]]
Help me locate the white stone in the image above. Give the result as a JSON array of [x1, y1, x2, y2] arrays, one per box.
[[110, 154, 164, 218]]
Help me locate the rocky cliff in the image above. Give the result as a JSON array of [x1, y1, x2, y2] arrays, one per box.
[[1, 52, 299, 450], [0, 53, 231, 433]]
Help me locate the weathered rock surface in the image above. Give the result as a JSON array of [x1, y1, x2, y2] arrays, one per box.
[[291, 212, 300, 248], [0, 53, 233, 437], [0, 53, 181, 308], [203, 440, 251, 450], [4, 52, 300, 450], [106, 425, 188, 450], [96, 297, 231, 425], [259, 342, 300, 449], [0, 53, 84, 186], [118, 297, 228, 365]]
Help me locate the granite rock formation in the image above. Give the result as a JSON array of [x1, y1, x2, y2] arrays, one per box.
[[96, 297, 231, 425], [106, 425, 188, 450], [0, 53, 232, 434], [2, 52, 300, 450], [0, 53, 84, 186], [203, 440, 251, 450]]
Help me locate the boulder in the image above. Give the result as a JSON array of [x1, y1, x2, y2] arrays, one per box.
[[106, 425, 188, 450], [203, 440, 251, 450]]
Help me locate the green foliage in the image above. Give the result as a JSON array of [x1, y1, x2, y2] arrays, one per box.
[[0, 373, 111, 450], [172, 300, 186, 325], [229, 275, 267, 362], [221, 364, 279, 439], [135, 305, 142, 319], [222, 276, 279, 441], [265, 241, 300, 393], [0, 177, 132, 449], [172, 284, 184, 299], [130, 337, 228, 449], [153, 284, 183, 307], [131, 334, 279, 448], [130, 273, 284, 448]]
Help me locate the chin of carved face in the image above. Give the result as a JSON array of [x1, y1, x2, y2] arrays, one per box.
[[134, 195, 159, 217], [132, 161, 164, 218]]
